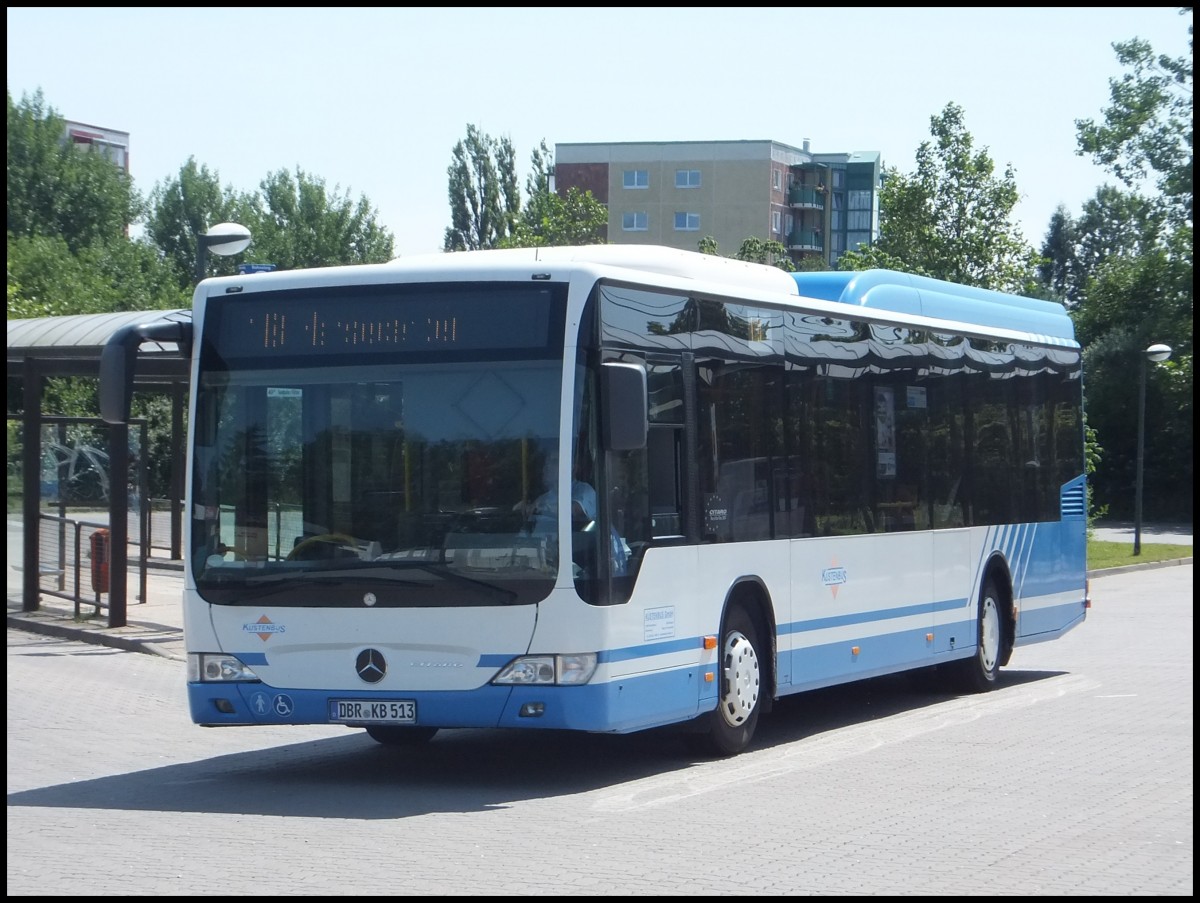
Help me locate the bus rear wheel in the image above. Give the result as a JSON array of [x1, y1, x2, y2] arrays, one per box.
[[694, 604, 762, 758], [953, 578, 1002, 693], [365, 725, 439, 746]]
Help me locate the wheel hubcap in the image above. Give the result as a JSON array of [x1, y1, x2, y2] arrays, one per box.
[[720, 630, 760, 726], [980, 595, 1000, 672]]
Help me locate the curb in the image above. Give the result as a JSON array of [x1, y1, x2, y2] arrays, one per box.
[[6, 609, 185, 661], [1087, 556, 1192, 578]]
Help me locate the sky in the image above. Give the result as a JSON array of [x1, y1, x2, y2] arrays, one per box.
[[7, 7, 1192, 259]]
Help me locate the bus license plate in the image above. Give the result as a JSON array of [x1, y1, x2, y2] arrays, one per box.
[[330, 699, 417, 724]]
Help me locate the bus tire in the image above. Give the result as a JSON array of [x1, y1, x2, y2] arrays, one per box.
[[694, 604, 762, 757], [365, 725, 438, 746], [954, 577, 1002, 693]]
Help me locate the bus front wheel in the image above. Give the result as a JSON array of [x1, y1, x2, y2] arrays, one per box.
[[694, 604, 762, 758]]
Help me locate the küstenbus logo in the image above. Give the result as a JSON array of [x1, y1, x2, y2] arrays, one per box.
[[822, 561, 847, 599], [243, 615, 286, 642]]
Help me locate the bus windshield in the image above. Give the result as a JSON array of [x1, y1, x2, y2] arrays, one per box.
[[190, 282, 568, 607]]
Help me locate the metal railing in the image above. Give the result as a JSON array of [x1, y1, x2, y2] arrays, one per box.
[[36, 512, 149, 620], [142, 497, 178, 555]]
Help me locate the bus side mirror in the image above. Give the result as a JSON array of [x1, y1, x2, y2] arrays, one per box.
[[100, 320, 193, 424], [601, 361, 647, 451]]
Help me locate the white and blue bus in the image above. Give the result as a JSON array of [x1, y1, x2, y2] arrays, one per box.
[[102, 245, 1088, 757]]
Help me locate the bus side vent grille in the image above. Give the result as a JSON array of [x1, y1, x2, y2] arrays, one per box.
[[1060, 483, 1086, 519]]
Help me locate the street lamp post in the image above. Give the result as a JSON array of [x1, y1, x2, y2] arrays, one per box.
[[1134, 342, 1172, 555], [195, 222, 252, 282]]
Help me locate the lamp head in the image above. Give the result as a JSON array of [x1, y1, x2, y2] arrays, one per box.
[[201, 222, 252, 257], [1145, 343, 1172, 363]]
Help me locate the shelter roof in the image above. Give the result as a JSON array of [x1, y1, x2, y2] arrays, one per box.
[[7, 309, 191, 358], [7, 309, 192, 381]]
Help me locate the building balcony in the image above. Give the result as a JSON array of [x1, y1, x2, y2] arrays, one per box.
[[788, 186, 826, 209], [787, 230, 824, 251]]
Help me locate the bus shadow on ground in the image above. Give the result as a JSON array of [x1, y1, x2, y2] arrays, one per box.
[[6, 667, 1065, 820], [747, 666, 1063, 751]]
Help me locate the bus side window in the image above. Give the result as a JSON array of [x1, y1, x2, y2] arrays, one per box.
[[647, 426, 682, 538]]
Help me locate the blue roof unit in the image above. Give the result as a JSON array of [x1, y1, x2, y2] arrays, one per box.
[[791, 269, 1075, 344]]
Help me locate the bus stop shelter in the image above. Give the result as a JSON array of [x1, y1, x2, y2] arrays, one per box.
[[7, 309, 191, 626]]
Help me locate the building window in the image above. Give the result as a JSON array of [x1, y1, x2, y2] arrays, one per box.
[[68, 130, 129, 172], [847, 210, 872, 230], [785, 213, 794, 235], [772, 169, 782, 191], [675, 169, 701, 188], [848, 232, 871, 251], [848, 189, 872, 210], [674, 212, 700, 232], [832, 169, 845, 190], [622, 212, 649, 231], [772, 210, 782, 234], [623, 169, 649, 189]]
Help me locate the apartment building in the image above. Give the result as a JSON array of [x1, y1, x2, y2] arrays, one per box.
[[63, 119, 130, 172], [554, 139, 881, 268]]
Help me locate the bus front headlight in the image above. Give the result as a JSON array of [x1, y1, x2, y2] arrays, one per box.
[[492, 652, 597, 686], [188, 653, 260, 683]]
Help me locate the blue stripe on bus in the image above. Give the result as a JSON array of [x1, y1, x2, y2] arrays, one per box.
[[596, 636, 710, 664], [780, 596, 967, 636]]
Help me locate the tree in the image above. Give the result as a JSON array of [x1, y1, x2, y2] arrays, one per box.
[[696, 235, 797, 272], [1070, 7, 1193, 521], [499, 187, 608, 248], [1075, 8, 1193, 228], [733, 237, 795, 272], [143, 157, 248, 289], [513, 139, 555, 238], [838, 102, 1038, 293], [7, 88, 185, 319], [1072, 244, 1192, 519], [443, 125, 521, 251], [7, 86, 397, 504], [497, 140, 609, 248], [7, 88, 141, 254], [243, 167, 394, 269], [1038, 188, 1164, 309], [145, 160, 395, 286], [1036, 205, 1081, 306], [7, 233, 185, 320]]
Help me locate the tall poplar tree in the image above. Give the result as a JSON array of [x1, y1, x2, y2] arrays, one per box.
[[443, 125, 521, 251]]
